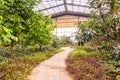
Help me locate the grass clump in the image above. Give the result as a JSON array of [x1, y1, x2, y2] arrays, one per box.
[[70, 49, 98, 57], [77, 45, 92, 50]]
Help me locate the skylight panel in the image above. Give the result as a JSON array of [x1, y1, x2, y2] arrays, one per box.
[[84, 8, 91, 13], [59, 5, 65, 11], [42, 3, 51, 8], [37, 4, 44, 10], [49, 2, 58, 6], [44, 10, 49, 16], [67, 5, 72, 11], [33, 7, 38, 11], [53, 7, 61, 13], [34, 0, 92, 16], [41, 0, 48, 2], [66, 0, 72, 3], [74, 0, 80, 5], [74, 2, 80, 5], [74, 0, 80, 1], [78, 7, 85, 12], [56, 0, 64, 5], [73, 6, 79, 12], [47, 8, 55, 14], [80, 0, 88, 5]]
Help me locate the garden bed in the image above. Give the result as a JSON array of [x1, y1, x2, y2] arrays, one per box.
[[0, 47, 62, 80], [66, 45, 119, 80]]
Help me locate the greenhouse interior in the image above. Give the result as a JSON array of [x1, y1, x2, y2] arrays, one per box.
[[0, 0, 120, 80]]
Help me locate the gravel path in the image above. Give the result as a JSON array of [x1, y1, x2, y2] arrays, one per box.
[[28, 47, 73, 80]]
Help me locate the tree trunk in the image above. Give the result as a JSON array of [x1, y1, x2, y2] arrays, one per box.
[[39, 44, 42, 51], [10, 42, 14, 58]]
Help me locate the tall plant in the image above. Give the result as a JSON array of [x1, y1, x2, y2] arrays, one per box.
[[26, 12, 54, 50], [75, 19, 97, 46], [89, 0, 120, 46], [0, 0, 37, 58]]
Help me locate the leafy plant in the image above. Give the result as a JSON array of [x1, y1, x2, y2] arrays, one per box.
[[0, 0, 37, 58], [59, 36, 73, 46], [0, 0, 55, 57], [25, 12, 55, 50], [75, 20, 98, 46], [51, 36, 60, 48], [113, 44, 120, 60]]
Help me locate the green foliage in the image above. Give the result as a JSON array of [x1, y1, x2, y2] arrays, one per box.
[[67, 45, 120, 79], [77, 45, 93, 50], [0, 47, 62, 80], [89, 0, 120, 46], [26, 12, 54, 49], [0, 0, 36, 44], [112, 45, 120, 60], [0, 0, 37, 57], [66, 46, 106, 80], [70, 50, 98, 58], [51, 36, 60, 48], [51, 36, 74, 47], [76, 0, 120, 49], [70, 45, 100, 58], [75, 20, 97, 45], [74, 3, 120, 79], [0, 0, 55, 57], [59, 36, 73, 46]]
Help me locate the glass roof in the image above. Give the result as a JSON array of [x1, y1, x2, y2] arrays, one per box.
[[34, 0, 91, 17]]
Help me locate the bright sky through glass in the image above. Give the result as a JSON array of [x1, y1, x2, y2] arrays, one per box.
[[34, 0, 91, 16]]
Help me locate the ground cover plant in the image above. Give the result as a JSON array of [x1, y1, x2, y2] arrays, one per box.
[[0, 46, 62, 80], [66, 45, 120, 80]]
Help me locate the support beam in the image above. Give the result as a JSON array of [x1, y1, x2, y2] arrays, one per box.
[[51, 11, 90, 18], [38, 4, 64, 12], [38, 3, 90, 12], [63, 0, 68, 11]]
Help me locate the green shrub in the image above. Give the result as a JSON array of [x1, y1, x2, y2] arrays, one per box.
[[77, 45, 93, 50], [70, 49, 98, 58]]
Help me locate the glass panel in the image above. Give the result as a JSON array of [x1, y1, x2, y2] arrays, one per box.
[[37, 4, 44, 10], [56, 0, 64, 4], [47, 8, 55, 14], [42, 3, 51, 8], [66, 0, 72, 3], [67, 5, 72, 11], [74, 1, 81, 5], [73, 6, 79, 12], [34, 0, 92, 16], [80, 0, 89, 5], [78, 7, 85, 12], [84, 8, 91, 13], [49, 2, 58, 6], [53, 7, 61, 13], [44, 10, 49, 16], [59, 5, 65, 11], [53, 27, 77, 39]]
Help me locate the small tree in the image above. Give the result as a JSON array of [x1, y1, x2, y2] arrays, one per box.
[[26, 12, 55, 50], [0, 0, 36, 58]]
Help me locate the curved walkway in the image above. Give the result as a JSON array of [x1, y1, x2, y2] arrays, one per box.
[[28, 47, 73, 80]]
